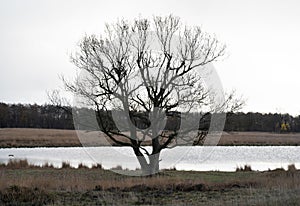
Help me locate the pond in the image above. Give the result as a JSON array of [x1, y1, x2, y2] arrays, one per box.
[[0, 146, 299, 171]]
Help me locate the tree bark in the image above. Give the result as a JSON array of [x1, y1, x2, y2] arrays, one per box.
[[133, 147, 160, 176], [149, 153, 160, 175]]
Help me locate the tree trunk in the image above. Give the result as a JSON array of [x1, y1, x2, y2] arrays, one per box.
[[148, 153, 160, 175], [133, 147, 160, 176]]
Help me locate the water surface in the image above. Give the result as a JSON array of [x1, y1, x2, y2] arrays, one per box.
[[0, 146, 299, 171]]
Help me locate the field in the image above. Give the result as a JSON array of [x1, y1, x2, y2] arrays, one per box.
[[1, 128, 300, 147], [0, 160, 300, 205]]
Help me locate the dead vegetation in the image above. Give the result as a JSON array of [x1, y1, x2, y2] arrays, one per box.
[[219, 131, 300, 146], [1, 128, 300, 148], [0, 160, 300, 205]]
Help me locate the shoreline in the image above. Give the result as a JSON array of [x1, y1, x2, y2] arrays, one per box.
[[1, 145, 300, 149]]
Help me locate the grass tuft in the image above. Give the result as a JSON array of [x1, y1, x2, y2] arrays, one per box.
[[287, 164, 297, 172], [111, 165, 123, 170], [91, 163, 103, 169], [61, 161, 72, 169], [236, 164, 252, 172], [42, 162, 54, 168], [78, 163, 89, 169]]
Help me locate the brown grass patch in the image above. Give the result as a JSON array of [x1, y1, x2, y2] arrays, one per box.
[[1, 165, 300, 205], [1, 128, 300, 147], [219, 131, 300, 146]]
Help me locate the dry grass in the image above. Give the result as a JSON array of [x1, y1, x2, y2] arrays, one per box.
[[1, 128, 300, 148], [0, 162, 300, 205], [236, 164, 252, 172], [0, 128, 80, 147], [0, 128, 150, 147], [0, 128, 126, 147], [0, 159, 103, 170], [219, 131, 300, 146], [0, 160, 299, 192]]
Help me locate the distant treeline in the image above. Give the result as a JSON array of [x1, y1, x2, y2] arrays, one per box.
[[0, 103, 73, 129], [0, 102, 299, 132]]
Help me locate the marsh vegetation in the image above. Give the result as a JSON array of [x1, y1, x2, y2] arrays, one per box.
[[0, 160, 299, 205]]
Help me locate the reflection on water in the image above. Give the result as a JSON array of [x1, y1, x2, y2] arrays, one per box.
[[0, 146, 299, 171]]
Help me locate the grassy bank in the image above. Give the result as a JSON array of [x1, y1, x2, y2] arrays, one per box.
[[1, 128, 300, 148], [0, 160, 300, 205]]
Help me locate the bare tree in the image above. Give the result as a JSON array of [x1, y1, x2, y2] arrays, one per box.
[[64, 15, 242, 175]]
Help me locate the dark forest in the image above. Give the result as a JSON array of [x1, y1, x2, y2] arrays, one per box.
[[0, 102, 298, 133]]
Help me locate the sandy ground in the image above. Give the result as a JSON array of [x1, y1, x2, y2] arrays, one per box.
[[0, 128, 300, 147]]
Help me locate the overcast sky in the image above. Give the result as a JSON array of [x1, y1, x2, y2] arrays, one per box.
[[0, 0, 300, 115]]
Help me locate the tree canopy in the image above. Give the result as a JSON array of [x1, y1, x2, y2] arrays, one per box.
[[61, 15, 242, 175]]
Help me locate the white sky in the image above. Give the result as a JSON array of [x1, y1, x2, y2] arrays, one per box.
[[0, 0, 300, 115]]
